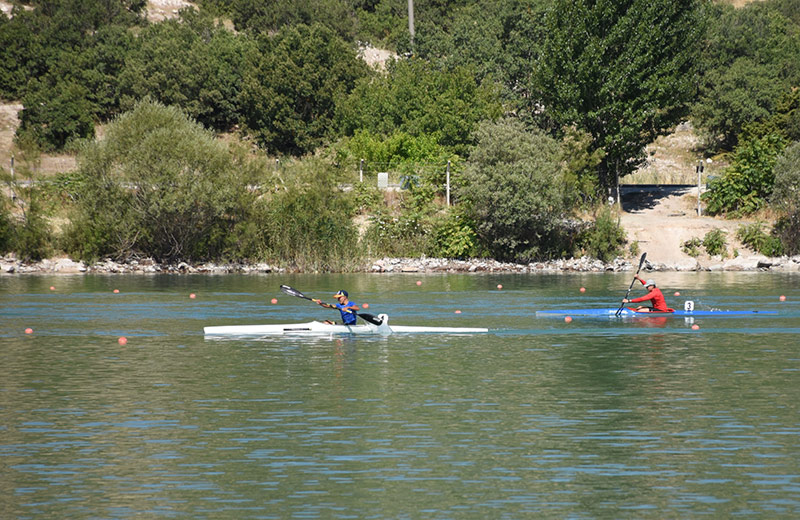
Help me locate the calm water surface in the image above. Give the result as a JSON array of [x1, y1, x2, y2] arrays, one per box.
[[2, 272, 799, 519]]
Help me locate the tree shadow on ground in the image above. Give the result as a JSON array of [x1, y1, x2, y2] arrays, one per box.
[[620, 185, 693, 213]]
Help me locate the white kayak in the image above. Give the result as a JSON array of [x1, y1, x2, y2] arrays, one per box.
[[204, 314, 488, 336]]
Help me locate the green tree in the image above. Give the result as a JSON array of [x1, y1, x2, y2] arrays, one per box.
[[260, 158, 361, 271], [459, 118, 573, 262], [240, 23, 370, 155], [772, 141, 800, 254], [229, 0, 359, 41], [409, 0, 548, 108], [119, 12, 254, 131], [530, 0, 706, 194], [17, 81, 96, 150], [64, 100, 262, 262], [693, 2, 800, 150], [337, 58, 503, 156]]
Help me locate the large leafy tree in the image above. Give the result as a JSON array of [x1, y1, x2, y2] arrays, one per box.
[[693, 1, 800, 150], [409, 0, 549, 108], [530, 0, 706, 194], [336, 58, 503, 156], [119, 11, 254, 131], [240, 23, 370, 155], [228, 0, 359, 40]]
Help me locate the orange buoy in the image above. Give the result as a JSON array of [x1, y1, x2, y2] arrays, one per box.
[[118, 337, 128, 346], [564, 316, 573, 323], [270, 298, 278, 304], [579, 287, 586, 293], [362, 303, 369, 309], [25, 328, 33, 334], [50, 286, 55, 291], [113, 289, 120, 294], [691, 324, 700, 330], [674, 291, 681, 297], [190, 293, 197, 299], [780, 295, 786, 302], [455, 310, 462, 314], [497, 284, 503, 290], [416, 280, 422, 286]]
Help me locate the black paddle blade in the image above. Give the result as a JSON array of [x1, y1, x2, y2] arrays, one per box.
[[280, 284, 309, 300], [637, 252, 647, 270], [358, 312, 383, 326]]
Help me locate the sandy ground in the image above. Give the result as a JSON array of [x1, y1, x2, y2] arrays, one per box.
[[619, 187, 764, 267]]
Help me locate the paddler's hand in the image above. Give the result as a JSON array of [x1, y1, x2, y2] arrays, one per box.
[[622, 298, 629, 304]]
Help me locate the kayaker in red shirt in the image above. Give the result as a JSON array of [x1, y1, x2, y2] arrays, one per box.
[[622, 276, 668, 312]]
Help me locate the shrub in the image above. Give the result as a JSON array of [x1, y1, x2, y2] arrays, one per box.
[[682, 237, 702, 257], [0, 193, 12, 254], [363, 209, 431, 258], [64, 100, 261, 263], [702, 134, 785, 216], [736, 221, 784, 257], [772, 141, 800, 254], [459, 118, 574, 262], [703, 228, 728, 256], [580, 207, 626, 262], [430, 210, 479, 259], [773, 214, 799, 256]]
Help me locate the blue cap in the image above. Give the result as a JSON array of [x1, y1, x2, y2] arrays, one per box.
[[334, 289, 348, 298]]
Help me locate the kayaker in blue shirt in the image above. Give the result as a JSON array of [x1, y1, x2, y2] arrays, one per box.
[[315, 289, 360, 325]]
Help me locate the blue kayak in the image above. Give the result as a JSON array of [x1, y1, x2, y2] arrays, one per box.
[[536, 307, 777, 317]]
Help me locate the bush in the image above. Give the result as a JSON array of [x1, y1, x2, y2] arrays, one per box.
[[459, 118, 574, 262], [773, 214, 800, 256], [736, 221, 784, 257], [580, 207, 626, 262], [702, 134, 785, 216], [703, 228, 728, 256], [0, 193, 14, 254], [430, 210, 479, 259], [64, 100, 261, 263], [261, 159, 362, 272], [772, 140, 800, 254], [682, 237, 702, 257], [363, 209, 431, 258]]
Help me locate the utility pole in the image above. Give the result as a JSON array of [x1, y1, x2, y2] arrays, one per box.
[[408, 0, 415, 48], [696, 160, 704, 216]]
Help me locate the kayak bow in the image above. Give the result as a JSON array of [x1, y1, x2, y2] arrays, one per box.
[[204, 313, 489, 336]]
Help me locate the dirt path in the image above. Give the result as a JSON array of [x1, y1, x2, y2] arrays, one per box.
[[619, 186, 763, 268]]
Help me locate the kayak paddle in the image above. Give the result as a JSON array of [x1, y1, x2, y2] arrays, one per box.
[[615, 252, 647, 316], [279, 285, 383, 326]]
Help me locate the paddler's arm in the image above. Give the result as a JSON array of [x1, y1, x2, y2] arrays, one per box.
[[313, 299, 336, 309]]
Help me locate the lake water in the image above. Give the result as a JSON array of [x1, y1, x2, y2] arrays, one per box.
[[2, 272, 799, 519]]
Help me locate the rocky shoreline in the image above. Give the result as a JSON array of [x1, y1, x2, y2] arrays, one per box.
[[2, 253, 799, 275]]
